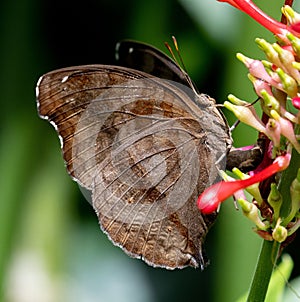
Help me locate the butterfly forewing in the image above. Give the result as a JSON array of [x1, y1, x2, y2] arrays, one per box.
[[116, 40, 192, 88], [37, 65, 147, 187], [37, 63, 229, 269]]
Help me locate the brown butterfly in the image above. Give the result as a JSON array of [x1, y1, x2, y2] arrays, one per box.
[[36, 40, 231, 269]]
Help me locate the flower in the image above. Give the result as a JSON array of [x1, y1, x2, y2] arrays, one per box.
[[270, 110, 300, 152], [292, 96, 300, 109], [218, 1, 300, 38], [236, 53, 276, 86], [224, 99, 266, 133], [208, 0, 300, 243], [197, 153, 291, 214]]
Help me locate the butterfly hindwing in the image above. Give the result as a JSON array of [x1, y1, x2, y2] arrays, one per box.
[[36, 55, 229, 269]]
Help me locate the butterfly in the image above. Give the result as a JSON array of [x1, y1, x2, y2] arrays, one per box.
[[36, 40, 231, 269]]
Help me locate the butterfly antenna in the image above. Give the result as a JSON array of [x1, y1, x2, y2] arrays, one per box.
[[164, 41, 177, 64], [172, 36, 188, 72], [165, 36, 198, 93]]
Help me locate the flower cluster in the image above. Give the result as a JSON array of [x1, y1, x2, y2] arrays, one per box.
[[198, 1, 300, 243]]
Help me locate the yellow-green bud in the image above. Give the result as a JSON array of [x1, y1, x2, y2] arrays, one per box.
[[272, 219, 288, 243], [267, 183, 282, 221], [237, 198, 267, 230]]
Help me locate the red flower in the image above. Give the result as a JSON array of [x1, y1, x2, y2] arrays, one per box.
[[197, 153, 291, 214], [218, 0, 298, 38], [290, 21, 300, 33], [292, 96, 300, 109]]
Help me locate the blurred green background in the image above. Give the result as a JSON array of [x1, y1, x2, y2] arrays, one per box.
[[0, 0, 299, 301]]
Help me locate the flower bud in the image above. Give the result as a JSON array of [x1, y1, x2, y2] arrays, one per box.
[[272, 219, 288, 243], [238, 198, 267, 230], [225, 98, 266, 133], [260, 90, 280, 115], [282, 5, 300, 27], [237, 53, 276, 84], [273, 43, 300, 84], [256, 38, 283, 69], [292, 61, 300, 70], [287, 32, 300, 58], [232, 167, 263, 205], [266, 118, 281, 148], [226, 94, 249, 106], [270, 110, 300, 152], [248, 74, 273, 97], [261, 60, 274, 71], [276, 68, 298, 97], [267, 183, 282, 221]]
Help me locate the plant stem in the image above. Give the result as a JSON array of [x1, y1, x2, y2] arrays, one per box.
[[247, 240, 280, 302], [247, 141, 300, 301]]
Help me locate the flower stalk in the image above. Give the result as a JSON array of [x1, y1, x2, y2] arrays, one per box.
[[247, 240, 281, 302]]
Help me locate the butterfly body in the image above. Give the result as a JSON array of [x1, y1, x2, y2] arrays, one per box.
[[36, 42, 231, 269]]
